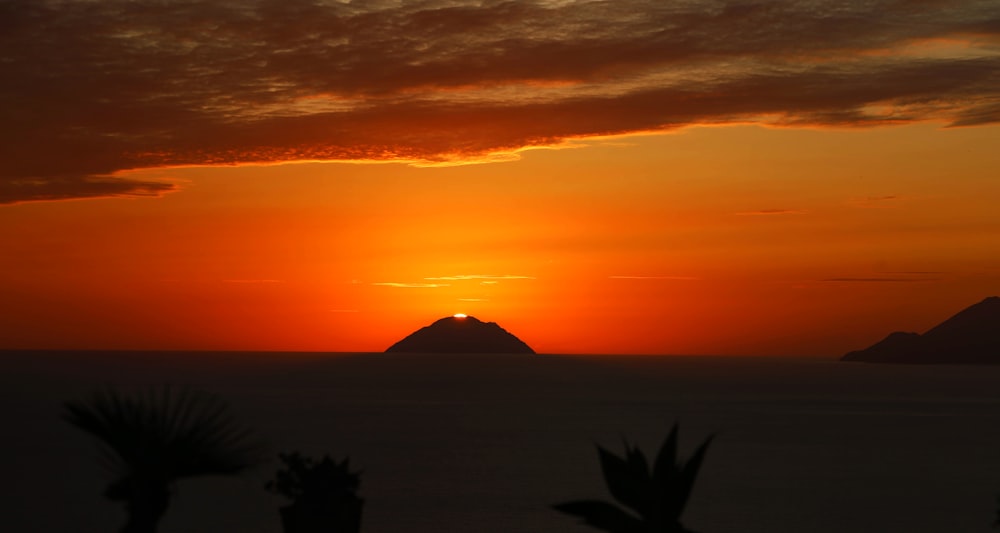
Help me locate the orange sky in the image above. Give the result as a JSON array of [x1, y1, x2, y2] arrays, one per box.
[[3, 123, 999, 355], [1, 1, 999, 355]]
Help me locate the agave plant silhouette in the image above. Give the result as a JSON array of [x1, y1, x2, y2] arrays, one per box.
[[63, 386, 262, 533], [553, 424, 713, 533]]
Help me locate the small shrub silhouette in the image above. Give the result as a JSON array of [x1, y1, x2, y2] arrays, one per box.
[[267, 452, 364, 533], [553, 424, 713, 533], [63, 386, 261, 533]]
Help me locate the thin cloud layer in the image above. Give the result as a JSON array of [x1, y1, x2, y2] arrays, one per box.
[[849, 195, 903, 208], [734, 209, 808, 216], [424, 275, 535, 280], [609, 275, 702, 280], [372, 282, 451, 288], [2, 0, 998, 203], [822, 276, 943, 282]]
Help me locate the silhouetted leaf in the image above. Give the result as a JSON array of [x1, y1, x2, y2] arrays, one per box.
[[598, 445, 650, 516], [623, 439, 650, 481], [670, 434, 714, 518], [553, 500, 644, 533], [652, 424, 680, 487]]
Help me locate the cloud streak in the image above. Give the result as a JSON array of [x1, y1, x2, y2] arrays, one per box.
[[424, 275, 536, 281], [848, 195, 903, 208], [609, 275, 702, 280], [372, 282, 451, 288], [821, 277, 943, 282], [3, 0, 998, 203], [734, 209, 808, 216]]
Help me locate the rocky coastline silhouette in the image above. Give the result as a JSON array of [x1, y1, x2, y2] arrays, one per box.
[[843, 296, 1000, 364]]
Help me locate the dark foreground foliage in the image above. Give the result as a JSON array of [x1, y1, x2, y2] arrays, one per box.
[[554, 424, 713, 533], [64, 386, 261, 533], [994, 494, 999, 529], [267, 452, 364, 533]]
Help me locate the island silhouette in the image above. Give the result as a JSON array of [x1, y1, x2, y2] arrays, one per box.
[[843, 296, 1000, 364], [385, 315, 535, 354]]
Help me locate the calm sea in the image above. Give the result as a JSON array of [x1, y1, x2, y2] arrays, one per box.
[[2, 351, 999, 533]]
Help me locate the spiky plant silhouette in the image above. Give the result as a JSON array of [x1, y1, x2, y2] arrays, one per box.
[[267, 452, 364, 533], [63, 386, 262, 533], [554, 424, 713, 533]]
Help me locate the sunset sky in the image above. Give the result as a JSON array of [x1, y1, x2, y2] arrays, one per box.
[[1, 0, 998, 355]]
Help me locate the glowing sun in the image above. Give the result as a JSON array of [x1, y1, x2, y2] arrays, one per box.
[[453, 313, 468, 318]]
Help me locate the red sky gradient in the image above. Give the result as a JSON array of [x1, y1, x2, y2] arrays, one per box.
[[1, 0, 998, 355]]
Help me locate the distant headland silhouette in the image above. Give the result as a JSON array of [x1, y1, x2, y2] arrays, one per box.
[[385, 315, 535, 354], [843, 296, 1000, 364]]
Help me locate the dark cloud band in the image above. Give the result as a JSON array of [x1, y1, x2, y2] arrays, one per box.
[[0, 176, 175, 205], [2, 0, 997, 203]]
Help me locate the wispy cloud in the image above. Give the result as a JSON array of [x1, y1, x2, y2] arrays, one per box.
[[424, 275, 536, 281], [734, 209, 808, 216], [848, 195, 906, 209], [372, 282, 450, 288], [609, 275, 701, 281], [2, 0, 997, 203], [821, 277, 943, 282]]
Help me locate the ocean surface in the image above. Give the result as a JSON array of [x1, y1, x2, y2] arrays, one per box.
[[2, 351, 999, 533]]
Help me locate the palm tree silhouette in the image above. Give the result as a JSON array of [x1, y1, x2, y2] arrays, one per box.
[[553, 424, 713, 533], [64, 386, 262, 533]]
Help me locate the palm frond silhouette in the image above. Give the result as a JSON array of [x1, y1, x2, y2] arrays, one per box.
[[553, 424, 713, 533], [64, 386, 262, 533]]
